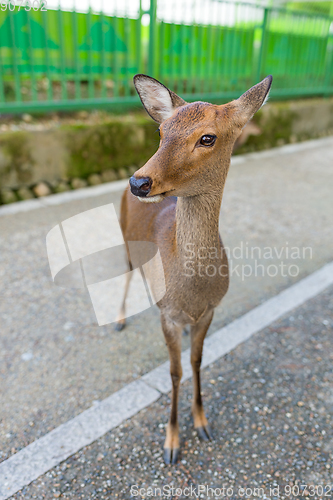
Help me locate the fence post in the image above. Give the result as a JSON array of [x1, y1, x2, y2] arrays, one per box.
[[324, 31, 333, 97], [136, 0, 143, 73], [256, 7, 269, 83], [148, 0, 157, 76]]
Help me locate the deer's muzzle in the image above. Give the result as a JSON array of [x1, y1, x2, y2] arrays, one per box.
[[129, 176, 152, 197]]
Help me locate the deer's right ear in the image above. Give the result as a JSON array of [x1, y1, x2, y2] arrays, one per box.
[[231, 75, 273, 128], [133, 74, 186, 124]]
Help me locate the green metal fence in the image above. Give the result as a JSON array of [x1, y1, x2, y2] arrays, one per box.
[[0, 0, 332, 113]]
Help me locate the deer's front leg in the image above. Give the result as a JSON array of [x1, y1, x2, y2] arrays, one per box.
[[161, 314, 182, 465], [191, 309, 214, 441]]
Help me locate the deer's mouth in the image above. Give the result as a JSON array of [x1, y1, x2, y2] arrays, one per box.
[[137, 189, 174, 203], [137, 193, 166, 203]]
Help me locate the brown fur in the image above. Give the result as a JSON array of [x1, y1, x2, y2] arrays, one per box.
[[116, 75, 272, 464]]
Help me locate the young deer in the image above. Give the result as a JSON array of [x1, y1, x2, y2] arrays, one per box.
[[233, 119, 262, 152], [116, 74, 272, 464]]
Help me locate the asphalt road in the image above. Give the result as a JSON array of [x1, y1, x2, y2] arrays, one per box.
[[10, 284, 333, 499], [0, 138, 333, 495]]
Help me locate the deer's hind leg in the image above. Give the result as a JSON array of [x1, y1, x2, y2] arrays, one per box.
[[114, 261, 133, 331], [190, 309, 214, 441]]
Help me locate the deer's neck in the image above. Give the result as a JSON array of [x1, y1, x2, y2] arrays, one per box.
[[175, 191, 223, 257]]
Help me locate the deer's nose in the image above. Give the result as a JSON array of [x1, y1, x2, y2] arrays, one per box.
[[129, 176, 152, 197]]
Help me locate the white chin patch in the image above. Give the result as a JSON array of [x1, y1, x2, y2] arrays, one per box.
[[137, 194, 165, 203]]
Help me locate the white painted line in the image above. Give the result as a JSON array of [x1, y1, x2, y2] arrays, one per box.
[[1, 261, 333, 499], [143, 261, 333, 393], [202, 261, 333, 368], [1, 135, 332, 217], [0, 380, 160, 500]]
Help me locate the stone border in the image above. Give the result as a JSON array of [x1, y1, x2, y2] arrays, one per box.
[[1, 260, 333, 499], [0, 168, 135, 207]]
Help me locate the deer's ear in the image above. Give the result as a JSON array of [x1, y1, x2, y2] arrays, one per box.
[[231, 75, 272, 128], [133, 74, 186, 124]]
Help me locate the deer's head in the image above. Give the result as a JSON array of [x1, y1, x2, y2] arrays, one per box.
[[130, 74, 272, 203]]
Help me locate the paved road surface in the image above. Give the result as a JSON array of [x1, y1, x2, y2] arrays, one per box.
[[0, 138, 332, 490], [11, 284, 333, 499]]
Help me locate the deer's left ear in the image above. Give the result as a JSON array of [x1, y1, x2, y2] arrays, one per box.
[[230, 75, 272, 128], [133, 74, 187, 124]]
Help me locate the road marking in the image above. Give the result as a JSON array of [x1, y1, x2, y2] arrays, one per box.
[[0, 381, 160, 500], [0, 136, 332, 217], [0, 261, 333, 498]]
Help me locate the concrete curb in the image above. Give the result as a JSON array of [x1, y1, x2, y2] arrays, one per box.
[[0, 179, 129, 216]]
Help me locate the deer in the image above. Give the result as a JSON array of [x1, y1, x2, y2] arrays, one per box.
[[233, 119, 262, 152], [115, 74, 272, 464]]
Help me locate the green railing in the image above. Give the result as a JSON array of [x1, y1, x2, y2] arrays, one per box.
[[0, 0, 332, 113]]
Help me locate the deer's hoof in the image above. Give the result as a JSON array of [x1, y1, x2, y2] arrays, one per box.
[[163, 447, 179, 465], [114, 322, 125, 331], [196, 425, 213, 441]]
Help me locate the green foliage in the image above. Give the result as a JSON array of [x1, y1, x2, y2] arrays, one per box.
[[64, 116, 159, 179], [286, 2, 333, 16]]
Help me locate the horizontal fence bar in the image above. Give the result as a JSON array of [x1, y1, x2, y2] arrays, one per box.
[[0, 96, 141, 113], [0, 1, 332, 114], [1, 86, 332, 114]]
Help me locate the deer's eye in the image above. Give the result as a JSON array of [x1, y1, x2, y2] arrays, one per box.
[[199, 135, 216, 146]]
